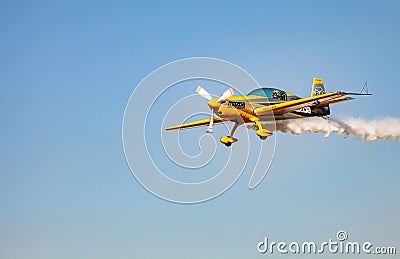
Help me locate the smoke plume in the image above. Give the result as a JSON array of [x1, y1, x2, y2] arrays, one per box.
[[247, 117, 400, 142]]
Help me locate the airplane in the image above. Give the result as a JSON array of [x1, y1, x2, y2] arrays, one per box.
[[165, 78, 370, 146]]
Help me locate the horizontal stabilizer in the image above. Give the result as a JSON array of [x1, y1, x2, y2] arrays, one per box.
[[165, 117, 223, 130]]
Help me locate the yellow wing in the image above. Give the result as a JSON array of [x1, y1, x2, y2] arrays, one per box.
[[253, 91, 351, 116], [316, 96, 354, 106], [165, 117, 223, 130]]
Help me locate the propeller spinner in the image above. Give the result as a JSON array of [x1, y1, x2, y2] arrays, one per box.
[[195, 86, 234, 133]]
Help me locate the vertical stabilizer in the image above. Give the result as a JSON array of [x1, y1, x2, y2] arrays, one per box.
[[311, 77, 330, 116], [311, 78, 326, 96]]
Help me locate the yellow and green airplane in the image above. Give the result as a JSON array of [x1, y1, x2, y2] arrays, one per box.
[[165, 78, 370, 146]]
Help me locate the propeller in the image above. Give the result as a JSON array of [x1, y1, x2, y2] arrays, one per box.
[[196, 86, 212, 100], [208, 115, 214, 133], [217, 88, 234, 103], [195, 86, 234, 133]]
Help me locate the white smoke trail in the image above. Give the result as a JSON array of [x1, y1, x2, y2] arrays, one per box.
[[248, 117, 400, 142]]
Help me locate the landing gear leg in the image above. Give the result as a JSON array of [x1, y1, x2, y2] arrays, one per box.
[[220, 122, 241, 147], [254, 120, 272, 140]]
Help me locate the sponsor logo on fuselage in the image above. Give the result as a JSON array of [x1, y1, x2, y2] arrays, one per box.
[[295, 107, 312, 114], [227, 101, 245, 109]]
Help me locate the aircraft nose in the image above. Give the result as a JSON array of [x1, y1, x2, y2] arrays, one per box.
[[207, 98, 221, 110]]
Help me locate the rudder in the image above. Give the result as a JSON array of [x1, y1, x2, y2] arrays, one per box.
[[311, 78, 326, 96], [311, 78, 330, 116]]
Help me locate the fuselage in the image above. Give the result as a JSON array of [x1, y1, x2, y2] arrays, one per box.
[[208, 87, 330, 123]]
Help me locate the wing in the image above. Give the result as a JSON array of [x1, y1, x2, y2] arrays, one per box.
[[316, 96, 354, 106], [253, 91, 353, 116], [165, 117, 223, 130]]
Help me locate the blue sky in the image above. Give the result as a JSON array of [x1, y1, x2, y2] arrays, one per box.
[[1, 1, 399, 258]]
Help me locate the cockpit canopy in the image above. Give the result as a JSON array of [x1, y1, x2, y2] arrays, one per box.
[[247, 87, 299, 101]]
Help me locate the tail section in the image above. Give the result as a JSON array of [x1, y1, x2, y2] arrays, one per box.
[[311, 78, 330, 116], [311, 78, 326, 96]]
